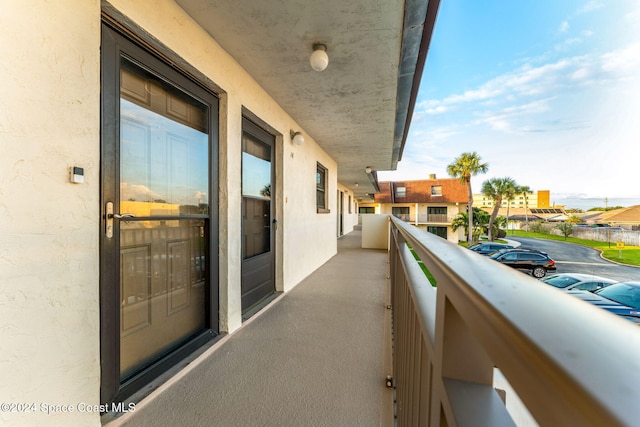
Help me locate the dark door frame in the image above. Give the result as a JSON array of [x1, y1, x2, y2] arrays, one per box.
[[100, 21, 220, 405], [338, 190, 344, 237], [240, 117, 277, 318]]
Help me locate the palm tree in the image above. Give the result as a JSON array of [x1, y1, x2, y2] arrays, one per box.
[[519, 185, 532, 230], [451, 208, 490, 242], [505, 186, 518, 234], [493, 215, 507, 238], [447, 152, 489, 245], [481, 177, 518, 241]]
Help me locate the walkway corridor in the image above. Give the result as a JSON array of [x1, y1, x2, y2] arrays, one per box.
[[110, 230, 393, 427]]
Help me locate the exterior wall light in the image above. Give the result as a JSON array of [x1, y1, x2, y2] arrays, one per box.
[[290, 130, 305, 146], [310, 43, 329, 72]]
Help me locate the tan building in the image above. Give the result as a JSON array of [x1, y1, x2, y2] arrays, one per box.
[[473, 189, 551, 209], [360, 176, 468, 242]]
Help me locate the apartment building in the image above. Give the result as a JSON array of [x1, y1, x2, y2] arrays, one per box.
[[359, 175, 468, 242], [473, 189, 551, 209]]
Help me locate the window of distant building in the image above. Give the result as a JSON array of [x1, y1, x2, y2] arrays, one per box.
[[392, 206, 410, 221], [359, 207, 375, 214], [431, 185, 442, 196], [396, 186, 406, 198], [427, 226, 447, 239], [316, 163, 329, 213]]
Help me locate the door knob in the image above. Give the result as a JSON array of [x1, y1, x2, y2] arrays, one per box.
[[105, 202, 136, 238], [111, 213, 136, 219]]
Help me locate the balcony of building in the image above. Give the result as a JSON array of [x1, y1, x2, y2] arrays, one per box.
[[106, 217, 640, 427]]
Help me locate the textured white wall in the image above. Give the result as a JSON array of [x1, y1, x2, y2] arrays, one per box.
[[362, 215, 390, 249], [0, 1, 101, 426], [0, 0, 341, 425]]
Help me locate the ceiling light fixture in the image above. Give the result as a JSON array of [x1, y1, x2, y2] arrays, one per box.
[[310, 43, 329, 72], [365, 166, 372, 174], [290, 130, 305, 146]]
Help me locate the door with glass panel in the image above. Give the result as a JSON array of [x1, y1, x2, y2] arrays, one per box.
[[241, 118, 275, 316], [100, 24, 218, 404]]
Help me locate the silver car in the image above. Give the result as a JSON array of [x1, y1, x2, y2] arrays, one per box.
[[540, 273, 616, 292]]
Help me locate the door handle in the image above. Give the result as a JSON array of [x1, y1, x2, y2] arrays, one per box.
[[105, 202, 136, 238], [111, 213, 136, 219]]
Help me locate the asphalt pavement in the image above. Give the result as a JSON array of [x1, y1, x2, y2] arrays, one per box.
[[508, 236, 640, 282]]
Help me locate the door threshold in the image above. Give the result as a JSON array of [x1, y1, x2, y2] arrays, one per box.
[[242, 291, 282, 322]]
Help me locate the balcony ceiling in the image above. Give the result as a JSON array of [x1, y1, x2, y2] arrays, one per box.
[[176, 0, 439, 198]]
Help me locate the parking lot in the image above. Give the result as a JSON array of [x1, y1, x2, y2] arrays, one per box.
[[509, 237, 640, 282]]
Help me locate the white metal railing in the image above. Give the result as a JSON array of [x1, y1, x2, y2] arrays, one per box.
[[388, 216, 640, 426]]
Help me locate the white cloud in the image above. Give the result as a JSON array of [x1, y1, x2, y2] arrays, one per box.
[[121, 182, 163, 202], [473, 98, 553, 133], [418, 42, 640, 121], [554, 37, 583, 52], [577, 1, 604, 14], [558, 20, 569, 33], [600, 42, 640, 75], [425, 105, 450, 115]]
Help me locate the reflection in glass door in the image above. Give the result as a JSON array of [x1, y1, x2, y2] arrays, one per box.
[[241, 119, 275, 315], [118, 59, 210, 379]]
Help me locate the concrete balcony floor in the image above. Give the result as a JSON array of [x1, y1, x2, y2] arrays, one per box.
[[111, 230, 393, 427]]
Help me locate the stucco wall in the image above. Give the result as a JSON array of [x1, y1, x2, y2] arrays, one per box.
[[1, 0, 341, 425], [0, 1, 101, 426]]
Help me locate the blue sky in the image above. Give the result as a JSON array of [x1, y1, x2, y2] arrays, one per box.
[[378, 0, 640, 209]]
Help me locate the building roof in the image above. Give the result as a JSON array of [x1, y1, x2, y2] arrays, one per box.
[[375, 178, 468, 204], [580, 205, 640, 224], [481, 207, 568, 221]]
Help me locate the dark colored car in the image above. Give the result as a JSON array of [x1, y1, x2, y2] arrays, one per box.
[[468, 242, 514, 255], [489, 248, 556, 278], [540, 273, 616, 292], [567, 281, 640, 323]]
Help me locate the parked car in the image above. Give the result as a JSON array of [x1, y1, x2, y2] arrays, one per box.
[[540, 273, 616, 292], [488, 248, 556, 278], [468, 242, 514, 255], [567, 281, 640, 323]]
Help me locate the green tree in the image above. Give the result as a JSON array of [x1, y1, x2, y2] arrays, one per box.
[[557, 222, 574, 240], [493, 215, 508, 238], [567, 214, 582, 224], [518, 185, 532, 230], [481, 177, 518, 241], [447, 152, 489, 245], [452, 208, 490, 241]]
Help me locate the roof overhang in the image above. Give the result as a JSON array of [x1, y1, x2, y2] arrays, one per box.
[[175, 0, 440, 199]]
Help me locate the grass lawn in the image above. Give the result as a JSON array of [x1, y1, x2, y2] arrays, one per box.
[[406, 244, 437, 286], [508, 230, 640, 267]]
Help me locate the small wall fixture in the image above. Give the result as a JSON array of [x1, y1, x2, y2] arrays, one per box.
[[310, 43, 329, 72], [290, 130, 305, 146], [365, 166, 372, 174]]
